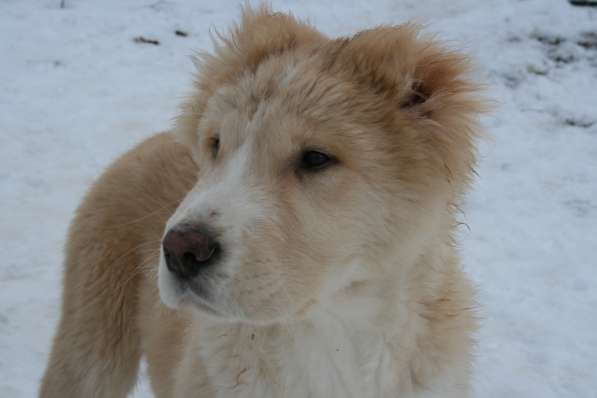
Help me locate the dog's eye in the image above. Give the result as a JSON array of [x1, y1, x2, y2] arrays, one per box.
[[209, 136, 220, 158], [299, 150, 335, 171]]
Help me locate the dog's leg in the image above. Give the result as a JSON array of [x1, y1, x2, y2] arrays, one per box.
[[39, 230, 145, 397], [40, 133, 193, 397]]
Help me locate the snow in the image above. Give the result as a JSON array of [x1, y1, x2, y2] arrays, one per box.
[[1, 0, 596, 397]]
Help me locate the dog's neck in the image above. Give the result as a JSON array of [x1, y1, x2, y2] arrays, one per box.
[[187, 238, 475, 398]]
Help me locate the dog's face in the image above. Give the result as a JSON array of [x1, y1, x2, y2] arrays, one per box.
[[158, 7, 482, 323]]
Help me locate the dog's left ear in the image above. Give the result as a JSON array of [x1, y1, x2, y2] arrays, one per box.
[[326, 25, 485, 188], [327, 24, 483, 119]]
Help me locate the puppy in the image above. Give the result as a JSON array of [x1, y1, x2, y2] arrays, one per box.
[[40, 6, 484, 398]]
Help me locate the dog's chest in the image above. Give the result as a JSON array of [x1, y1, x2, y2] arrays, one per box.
[[194, 319, 402, 398]]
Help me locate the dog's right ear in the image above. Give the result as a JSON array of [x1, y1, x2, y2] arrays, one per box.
[[175, 6, 325, 150]]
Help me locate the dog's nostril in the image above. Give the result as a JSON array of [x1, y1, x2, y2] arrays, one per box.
[[182, 252, 196, 266], [162, 225, 221, 280]]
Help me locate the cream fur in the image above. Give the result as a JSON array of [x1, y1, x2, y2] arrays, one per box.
[[40, 6, 483, 398]]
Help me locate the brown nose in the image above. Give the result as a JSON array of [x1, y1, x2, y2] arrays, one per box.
[[162, 224, 221, 280]]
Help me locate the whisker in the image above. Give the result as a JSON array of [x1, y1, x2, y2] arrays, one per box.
[[100, 199, 182, 231]]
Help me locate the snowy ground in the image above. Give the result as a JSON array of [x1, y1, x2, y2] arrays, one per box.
[[1, 0, 596, 397]]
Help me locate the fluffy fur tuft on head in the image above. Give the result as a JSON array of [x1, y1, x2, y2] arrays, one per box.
[[175, 5, 325, 150]]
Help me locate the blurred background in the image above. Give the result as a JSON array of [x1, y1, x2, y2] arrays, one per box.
[[1, 1, 596, 397]]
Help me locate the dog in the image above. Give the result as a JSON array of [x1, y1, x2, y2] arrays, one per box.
[[40, 6, 484, 398]]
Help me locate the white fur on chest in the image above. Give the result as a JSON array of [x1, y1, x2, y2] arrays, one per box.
[[173, 270, 471, 398], [269, 314, 396, 398], [186, 312, 409, 398]]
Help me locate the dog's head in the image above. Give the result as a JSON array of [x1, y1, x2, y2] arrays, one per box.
[[158, 6, 483, 324]]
